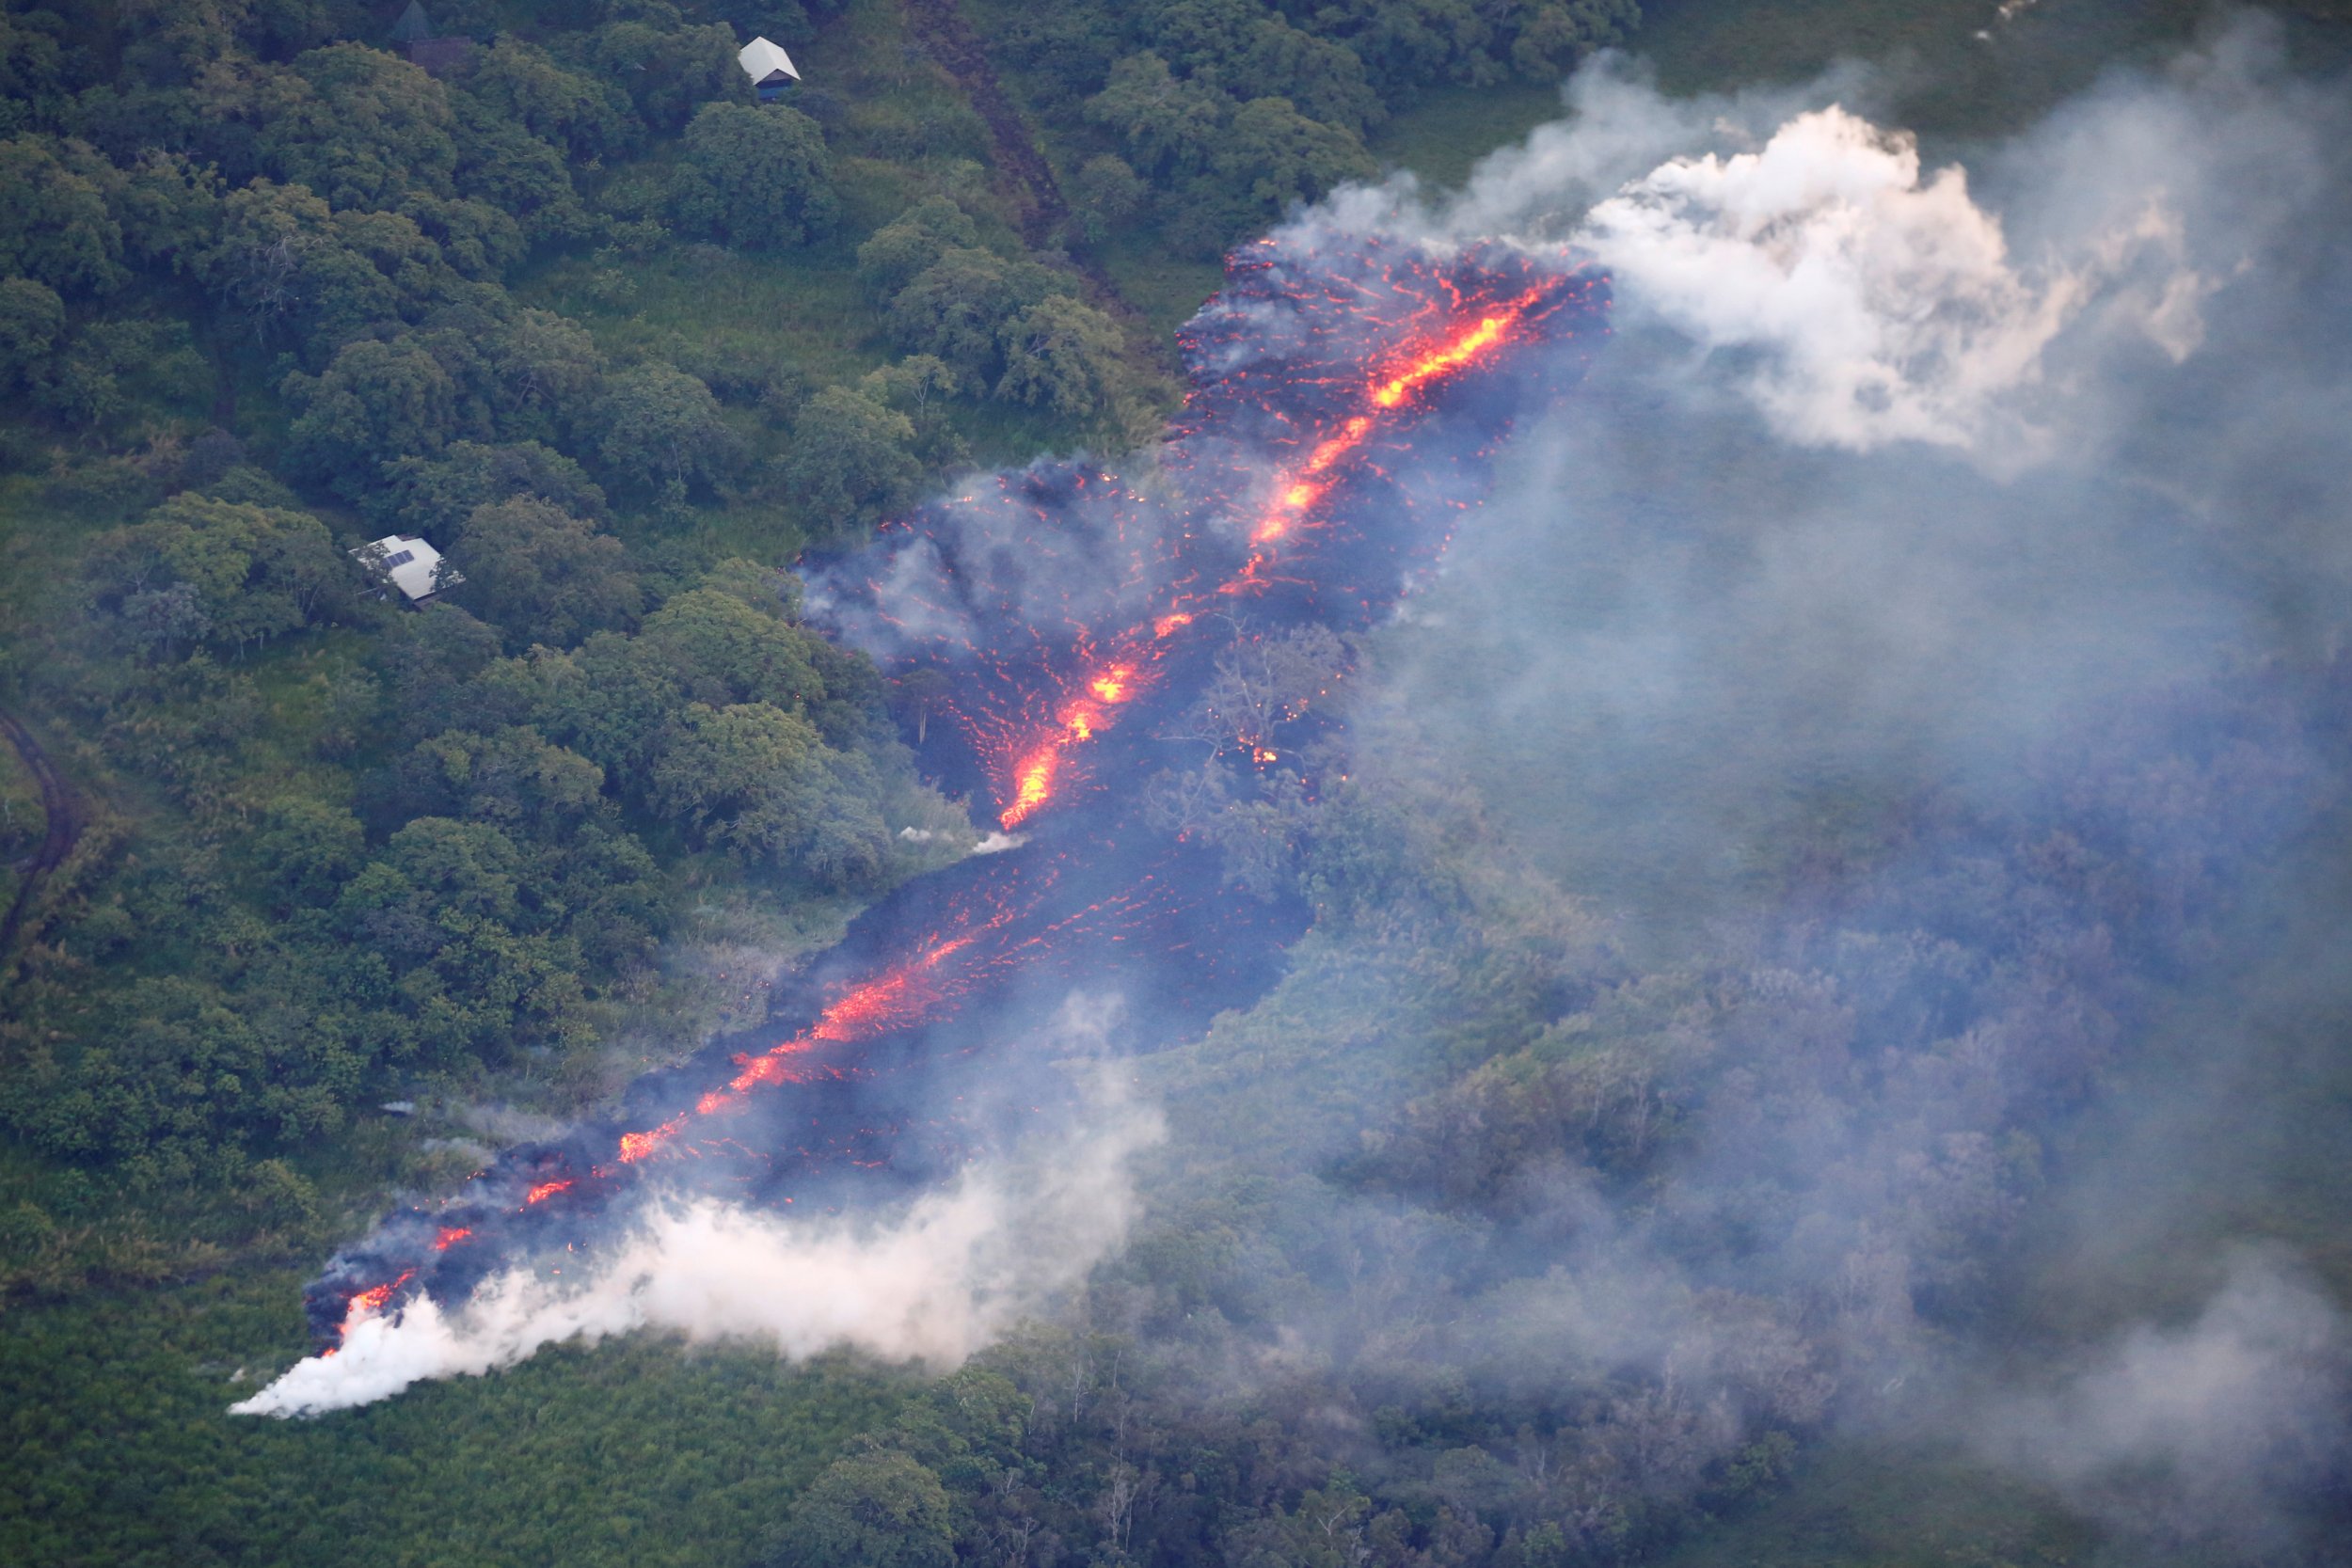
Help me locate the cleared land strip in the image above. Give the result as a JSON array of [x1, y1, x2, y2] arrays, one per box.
[[901, 0, 1072, 247], [0, 711, 81, 961]]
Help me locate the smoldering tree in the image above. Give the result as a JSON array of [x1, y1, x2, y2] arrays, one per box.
[[1165, 622, 1351, 764]]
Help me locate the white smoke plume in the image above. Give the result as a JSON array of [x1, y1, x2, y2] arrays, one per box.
[[233, 1085, 1162, 1418], [1313, 40, 2313, 465], [1575, 104, 2173, 455], [1969, 1250, 2351, 1551]]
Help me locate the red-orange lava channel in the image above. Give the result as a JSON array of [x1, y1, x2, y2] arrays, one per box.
[[616, 924, 1004, 1164], [981, 295, 1551, 832]]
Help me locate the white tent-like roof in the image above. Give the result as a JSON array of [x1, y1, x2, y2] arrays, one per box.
[[738, 37, 801, 87], [354, 533, 453, 602]]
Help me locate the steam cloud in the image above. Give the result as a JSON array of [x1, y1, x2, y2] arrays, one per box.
[[235, 1084, 1161, 1418], [1574, 103, 2186, 454]]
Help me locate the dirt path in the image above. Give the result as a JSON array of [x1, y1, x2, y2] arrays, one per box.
[[901, 0, 1073, 248], [0, 710, 82, 959]]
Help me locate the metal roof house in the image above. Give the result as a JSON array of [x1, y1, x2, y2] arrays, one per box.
[[353, 533, 457, 605], [738, 37, 801, 100]]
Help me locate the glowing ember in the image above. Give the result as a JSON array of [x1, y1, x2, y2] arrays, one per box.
[[523, 1180, 571, 1206], [433, 1227, 472, 1251]]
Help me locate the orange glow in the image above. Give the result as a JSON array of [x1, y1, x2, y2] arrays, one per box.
[[1248, 309, 1529, 546], [479, 260, 1583, 1237], [433, 1227, 473, 1251], [1373, 315, 1508, 408], [617, 1115, 687, 1164], [1000, 747, 1057, 829], [644, 927, 992, 1138], [340, 1268, 416, 1341]]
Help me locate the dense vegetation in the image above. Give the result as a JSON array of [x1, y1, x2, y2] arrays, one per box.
[[5, 2, 2351, 1567]]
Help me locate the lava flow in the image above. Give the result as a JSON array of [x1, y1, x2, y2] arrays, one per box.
[[293, 236, 1606, 1354]]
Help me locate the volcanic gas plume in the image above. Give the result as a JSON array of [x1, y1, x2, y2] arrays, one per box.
[[234, 236, 1604, 1415]]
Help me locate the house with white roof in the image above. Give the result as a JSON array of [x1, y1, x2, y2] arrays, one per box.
[[738, 37, 801, 101], [353, 533, 458, 605]]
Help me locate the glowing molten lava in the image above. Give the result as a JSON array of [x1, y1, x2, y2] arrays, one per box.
[[1002, 748, 1058, 829], [1250, 308, 1534, 546], [297, 239, 1606, 1359]]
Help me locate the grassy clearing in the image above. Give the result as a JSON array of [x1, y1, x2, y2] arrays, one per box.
[[1657, 1440, 2092, 1568], [1369, 82, 1573, 191], [1638, 0, 2260, 144]]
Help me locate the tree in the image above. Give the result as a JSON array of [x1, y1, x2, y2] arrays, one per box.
[[110, 149, 222, 275], [671, 102, 836, 250], [449, 101, 593, 247], [477, 307, 604, 435], [861, 354, 964, 464], [377, 439, 610, 535], [0, 275, 63, 388], [1506, 0, 1642, 78], [119, 582, 211, 662], [996, 293, 1129, 420], [591, 363, 740, 499], [636, 587, 829, 712], [1180, 624, 1351, 760], [1084, 53, 1230, 182], [256, 43, 459, 210], [886, 247, 1064, 393], [464, 35, 632, 159], [398, 192, 525, 281], [782, 386, 922, 526], [253, 799, 366, 908], [282, 336, 462, 495], [650, 702, 889, 886], [1214, 96, 1376, 214], [1070, 154, 1145, 246], [203, 179, 458, 360], [451, 497, 643, 652], [0, 12, 68, 138], [1230, 19, 1383, 134], [855, 197, 981, 302], [86, 494, 345, 656], [398, 725, 608, 838], [585, 18, 740, 134], [0, 135, 125, 294], [764, 1450, 956, 1568]]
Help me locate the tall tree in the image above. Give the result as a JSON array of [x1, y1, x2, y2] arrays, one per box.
[[671, 102, 836, 250], [450, 497, 644, 653]]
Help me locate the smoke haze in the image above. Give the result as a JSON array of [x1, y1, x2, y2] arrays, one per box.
[[236, 1076, 1162, 1418], [1126, 17, 2352, 1559]]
